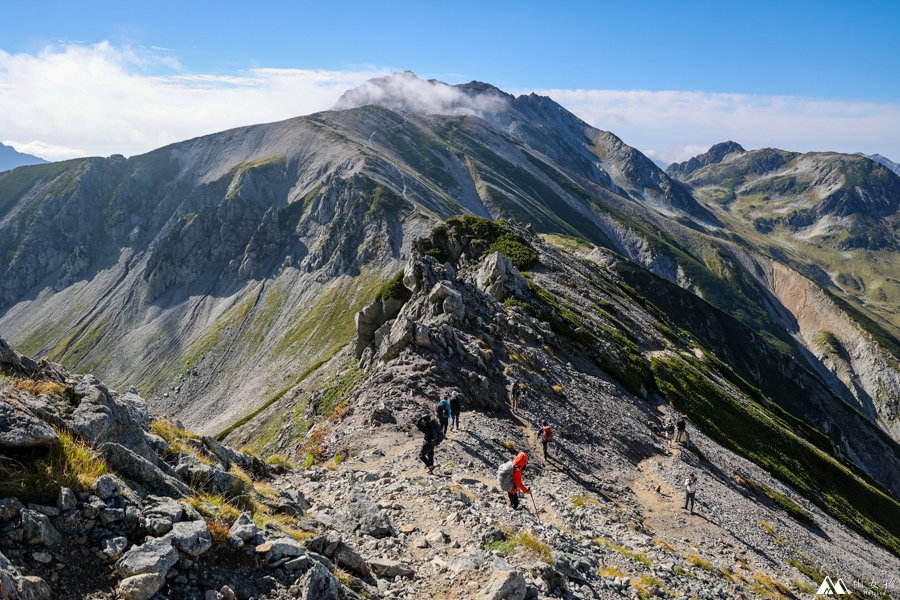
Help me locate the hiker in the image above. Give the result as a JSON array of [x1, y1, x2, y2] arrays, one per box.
[[449, 391, 462, 431], [662, 415, 675, 442], [674, 417, 687, 445], [539, 422, 553, 460], [497, 452, 531, 510], [510, 381, 522, 413], [683, 473, 698, 514], [436, 397, 452, 434], [416, 414, 444, 473]]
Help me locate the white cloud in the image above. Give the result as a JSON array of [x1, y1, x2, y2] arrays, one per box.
[[1, 139, 86, 161], [535, 88, 900, 164], [0, 42, 387, 160], [332, 71, 507, 117]]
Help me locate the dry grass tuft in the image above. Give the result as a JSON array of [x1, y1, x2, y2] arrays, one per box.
[[0, 429, 107, 502], [9, 378, 66, 397]]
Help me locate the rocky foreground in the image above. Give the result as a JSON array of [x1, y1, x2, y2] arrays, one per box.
[[1, 337, 378, 600]]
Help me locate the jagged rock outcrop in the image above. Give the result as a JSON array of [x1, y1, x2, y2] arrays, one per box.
[[474, 252, 527, 301]]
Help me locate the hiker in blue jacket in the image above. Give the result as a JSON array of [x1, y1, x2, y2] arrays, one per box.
[[437, 397, 452, 434]]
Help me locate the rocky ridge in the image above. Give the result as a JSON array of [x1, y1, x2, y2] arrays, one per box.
[[224, 218, 900, 598]]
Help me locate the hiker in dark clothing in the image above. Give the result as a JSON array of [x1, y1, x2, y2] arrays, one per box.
[[539, 422, 553, 460], [416, 415, 443, 473], [510, 381, 522, 413], [683, 473, 697, 514], [449, 391, 461, 431], [674, 418, 687, 445], [436, 398, 452, 434]]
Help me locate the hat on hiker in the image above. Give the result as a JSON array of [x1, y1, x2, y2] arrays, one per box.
[[513, 452, 528, 467]]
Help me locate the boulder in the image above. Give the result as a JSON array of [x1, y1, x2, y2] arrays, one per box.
[[115, 537, 179, 578], [102, 536, 129, 559], [355, 299, 384, 358], [474, 252, 526, 301], [143, 497, 184, 523], [0, 337, 38, 377], [227, 513, 259, 546], [57, 487, 76, 511], [0, 498, 24, 521], [257, 488, 310, 517], [551, 551, 591, 582], [94, 474, 121, 499], [305, 533, 342, 558], [255, 537, 306, 557], [482, 570, 527, 600], [1, 551, 19, 599], [145, 516, 173, 536], [378, 317, 415, 362], [14, 576, 52, 600], [0, 399, 59, 450], [175, 455, 249, 497], [369, 558, 414, 579], [296, 562, 341, 600], [306, 534, 370, 579], [166, 520, 212, 557], [348, 487, 394, 538], [101, 442, 190, 498], [69, 377, 156, 462], [429, 282, 465, 321], [116, 573, 164, 600], [21, 509, 61, 546]]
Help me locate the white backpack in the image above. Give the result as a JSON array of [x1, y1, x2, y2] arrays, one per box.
[[497, 461, 515, 491]]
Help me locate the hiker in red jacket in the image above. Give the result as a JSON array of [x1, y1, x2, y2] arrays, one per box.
[[539, 422, 553, 460], [497, 452, 531, 509]]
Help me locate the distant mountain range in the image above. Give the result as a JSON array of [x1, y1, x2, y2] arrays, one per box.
[[0, 142, 47, 172]]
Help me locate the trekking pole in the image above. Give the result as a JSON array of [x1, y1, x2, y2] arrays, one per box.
[[529, 492, 540, 521]]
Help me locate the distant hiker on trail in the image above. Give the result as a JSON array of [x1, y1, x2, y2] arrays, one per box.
[[674, 418, 687, 445], [436, 397, 452, 434], [416, 414, 444, 474], [510, 381, 522, 413], [449, 391, 462, 431], [497, 452, 531, 510], [683, 473, 698, 514], [540, 422, 553, 460]]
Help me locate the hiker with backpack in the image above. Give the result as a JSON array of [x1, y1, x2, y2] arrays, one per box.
[[449, 391, 461, 431], [436, 397, 452, 435], [683, 473, 698, 514], [539, 422, 553, 460], [497, 452, 531, 510], [416, 414, 444, 473], [510, 381, 522, 413], [674, 417, 687, 445]]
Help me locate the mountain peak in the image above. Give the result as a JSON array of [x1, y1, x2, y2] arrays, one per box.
[[0, 142, 47, 172], [666, 140, 745, 179], [332, 71, 510, 117]]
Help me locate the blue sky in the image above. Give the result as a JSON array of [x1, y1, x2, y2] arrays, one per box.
[[1, 0, 899, 162]]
